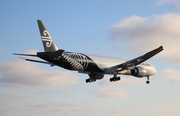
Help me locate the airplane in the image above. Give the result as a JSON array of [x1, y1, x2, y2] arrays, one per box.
[[13, 20, 164, 84]]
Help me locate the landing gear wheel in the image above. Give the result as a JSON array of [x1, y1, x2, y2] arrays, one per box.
[[86, 78, 96, 83], [146, 81, 150, 84], [146, 76, 150, 84], [110, 75, 121, 82], [110, 78, 113, 82], [117, 77, 121, 80], [86, 79, 90, 83]]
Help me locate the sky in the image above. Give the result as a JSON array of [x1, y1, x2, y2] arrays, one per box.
[[1, 0, 180, 116]]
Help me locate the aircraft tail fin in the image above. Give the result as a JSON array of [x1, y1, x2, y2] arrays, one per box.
[[37, 20, 59, 52]]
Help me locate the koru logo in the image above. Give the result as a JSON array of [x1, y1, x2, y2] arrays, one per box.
[[41, 30, 52, 47]]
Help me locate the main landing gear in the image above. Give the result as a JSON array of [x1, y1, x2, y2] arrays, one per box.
[[110, 74, 121, 82], [86, 78, 96, 83]]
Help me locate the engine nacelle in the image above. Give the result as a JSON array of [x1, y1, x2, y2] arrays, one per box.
[[86, 72, 104, 83], [131, 66, 147, 77], [89, 73, 104, 80]]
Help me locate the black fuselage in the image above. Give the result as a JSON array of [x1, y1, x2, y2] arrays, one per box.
[[37, 51, 104, 73]]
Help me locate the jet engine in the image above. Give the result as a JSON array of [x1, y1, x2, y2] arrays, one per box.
[[86, 73, 104, 83], [131, 66, 147, 77], [89, 72, 104, 79]]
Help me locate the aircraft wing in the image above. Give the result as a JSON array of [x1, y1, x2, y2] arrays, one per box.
[[105, 46, 163, 73]]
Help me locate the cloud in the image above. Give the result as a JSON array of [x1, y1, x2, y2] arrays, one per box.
[[108, 109, 123, 115], [155, 109, 176, 114], [28, 101, 81, 109], [24, 49, 38, 54], [156, 0, 180, 6], [156, 0, 180, 9], [109, 13, 180, 64], [99, 76, 145, 86], [0, 92, 27, 99], [92, 87, 128, 98], [0, 60, 79, 88], [94, 77, 145, 99], [27, 101, 91, 116], [159, 68, 180, 84]]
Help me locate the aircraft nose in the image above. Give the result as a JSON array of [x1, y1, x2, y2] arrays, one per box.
[[151, 65, 156, 75]]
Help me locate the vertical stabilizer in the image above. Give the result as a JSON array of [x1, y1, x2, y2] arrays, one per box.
[[37, 20, 59, 52]]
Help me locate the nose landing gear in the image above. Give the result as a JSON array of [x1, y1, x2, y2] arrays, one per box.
[[146, 76, 150, 84]]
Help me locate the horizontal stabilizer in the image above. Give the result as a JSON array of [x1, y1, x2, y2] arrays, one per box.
[[13, 53, 37, 57], [18, 57, 55, 66]]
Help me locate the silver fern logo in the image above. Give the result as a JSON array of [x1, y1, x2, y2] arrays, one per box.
[[62, 53, 89, 71], [41, 30, 52, 47]]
